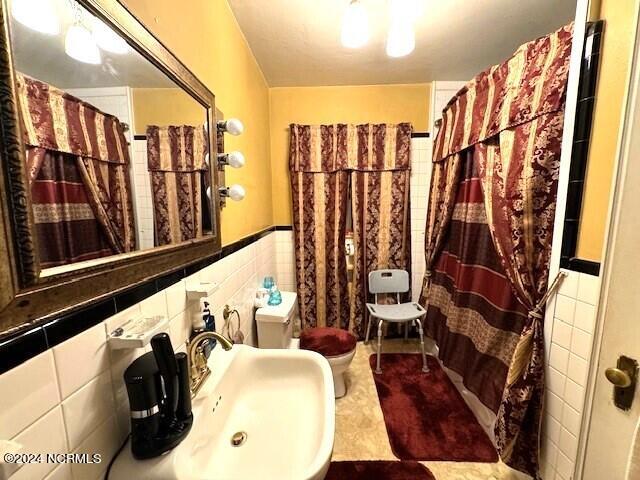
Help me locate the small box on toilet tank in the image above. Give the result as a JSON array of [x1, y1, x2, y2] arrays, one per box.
[[255, 291, 298, 348]]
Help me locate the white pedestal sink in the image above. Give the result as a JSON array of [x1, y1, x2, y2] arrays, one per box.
[[110, 344, 335, 480]]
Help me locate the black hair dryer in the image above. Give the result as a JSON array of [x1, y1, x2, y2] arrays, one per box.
[[124, 332, 193, 459]]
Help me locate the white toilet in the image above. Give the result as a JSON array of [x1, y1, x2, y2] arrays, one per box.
[[255, 291, 357, 398]]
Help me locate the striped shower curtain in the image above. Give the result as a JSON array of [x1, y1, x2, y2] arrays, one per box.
[[289, 123, 412, 337], [420, 23, 573, 477], [17, 73, 135, 267], [146, 125, 208, 246]]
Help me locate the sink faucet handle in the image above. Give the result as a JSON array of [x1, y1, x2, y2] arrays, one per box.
[[194, 345, 208, 373]]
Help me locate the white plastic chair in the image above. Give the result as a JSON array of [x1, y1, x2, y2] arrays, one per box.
[[365, 269, 429, 374]]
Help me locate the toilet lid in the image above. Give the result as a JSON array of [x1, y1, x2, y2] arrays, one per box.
[[299, 327, 357, 357]]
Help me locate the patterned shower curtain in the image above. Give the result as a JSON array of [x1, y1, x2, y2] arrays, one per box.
[[289, 123, 412, 337], [349, 124, 412, 337], [290, 124, 351, 330], [17, 73, 135, 267], [146, 125, 208, 246], [420, 24, 573, 477]]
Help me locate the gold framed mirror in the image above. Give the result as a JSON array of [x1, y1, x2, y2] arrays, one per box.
[[0, 0, 222, 336]]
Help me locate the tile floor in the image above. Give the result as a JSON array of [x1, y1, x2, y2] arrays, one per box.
[[333, 339, 530, 480]]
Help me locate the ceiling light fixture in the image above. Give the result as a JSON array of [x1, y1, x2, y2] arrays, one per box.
[[92, 17, 130, 55], [386, 18, 415, 57], [65, 24, 101, 64], [341, 0, 369, 49], [386, 0, 416, 57], [11, 0, 60, 35], [65, 3, 101, 65]]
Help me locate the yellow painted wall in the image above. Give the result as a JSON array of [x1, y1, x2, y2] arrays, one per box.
[[131, 88, 206, 135], [124, 0, 273, 245], [269, 84, 431, 226], [576, 0, 638, 260]]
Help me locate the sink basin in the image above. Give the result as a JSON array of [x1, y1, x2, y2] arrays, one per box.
[[110, 344, 335, 480]]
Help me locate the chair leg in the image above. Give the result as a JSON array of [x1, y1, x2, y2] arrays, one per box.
[[404, 321, 409, 343], [415, 318, 429, 373], [365, 314, 373, 344], [375, 319, 384, 374]]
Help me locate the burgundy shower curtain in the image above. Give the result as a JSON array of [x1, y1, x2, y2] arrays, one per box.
[[290, 124, 352, 331], [289, 123, 412, 336], [146, 125, 208, 246], [349, 124, 412, 337], [17, 73, 135, 266], [420, 23, 573, 477]]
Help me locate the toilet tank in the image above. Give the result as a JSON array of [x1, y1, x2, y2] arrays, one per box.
[[255, 291, 298, 349]]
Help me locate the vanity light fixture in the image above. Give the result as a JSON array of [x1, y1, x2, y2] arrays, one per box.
[[91, 16, 130, 54], [11, 0, 60, 35], [217, 118, 244, 136], [217, 151, 245, 169], [341, 0, 369, 49]]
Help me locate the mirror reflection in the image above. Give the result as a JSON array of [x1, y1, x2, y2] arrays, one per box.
[[9, 0, 213, 271]]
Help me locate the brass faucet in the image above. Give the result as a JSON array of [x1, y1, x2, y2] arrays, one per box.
[[186, 331, 233, 397]]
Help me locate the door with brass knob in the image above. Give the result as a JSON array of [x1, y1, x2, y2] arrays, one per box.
[[581, 40, 640, 480]]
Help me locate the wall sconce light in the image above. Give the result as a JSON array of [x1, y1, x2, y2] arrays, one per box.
[[218, 184, 246, 208], [217, 151, 245, 169], [217, 118, 244, 136]]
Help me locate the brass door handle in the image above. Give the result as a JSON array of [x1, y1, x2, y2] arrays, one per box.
[[606, 356, 638, 410], [605, 367, 633, 388]]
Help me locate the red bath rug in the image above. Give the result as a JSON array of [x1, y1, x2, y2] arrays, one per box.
[[325, 461, 436, 480], [369, 353, 498, 462]]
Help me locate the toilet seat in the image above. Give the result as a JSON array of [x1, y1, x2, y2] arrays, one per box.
[[300, 327, 357, 398], [299, 327, 357, 357]]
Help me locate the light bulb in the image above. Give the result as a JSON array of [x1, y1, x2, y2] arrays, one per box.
[[341, 0, 369, 49], [91, 16, 129, 54], [218, 118, 244, 136], [12, 0, 60, 35], [220, 185, 245, 202], [65, 25, 101, 64], [386, 18, 415, 57], [228, 184, 245, 201], [218, 151, 245, 169]]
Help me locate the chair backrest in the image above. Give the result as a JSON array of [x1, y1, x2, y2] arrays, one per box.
[[368, 269, 409, 295]]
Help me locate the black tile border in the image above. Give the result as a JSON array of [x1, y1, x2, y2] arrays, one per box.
[[0, 225, 284, 375], [0, 326, 48, 373], [567, 258, 601, 277], [560, 21, 604, 272], [411, 132, 430, 138]]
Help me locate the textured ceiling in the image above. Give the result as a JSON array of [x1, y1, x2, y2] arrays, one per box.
[[228, 0, 577, 86]]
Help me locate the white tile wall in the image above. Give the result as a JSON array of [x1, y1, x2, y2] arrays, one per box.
[[540, 269, 600, 480], [0, 232, 278, 480], [132, 140, 155, 250], [410, 136, 432, 302], [275, 230, 296, 293]]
